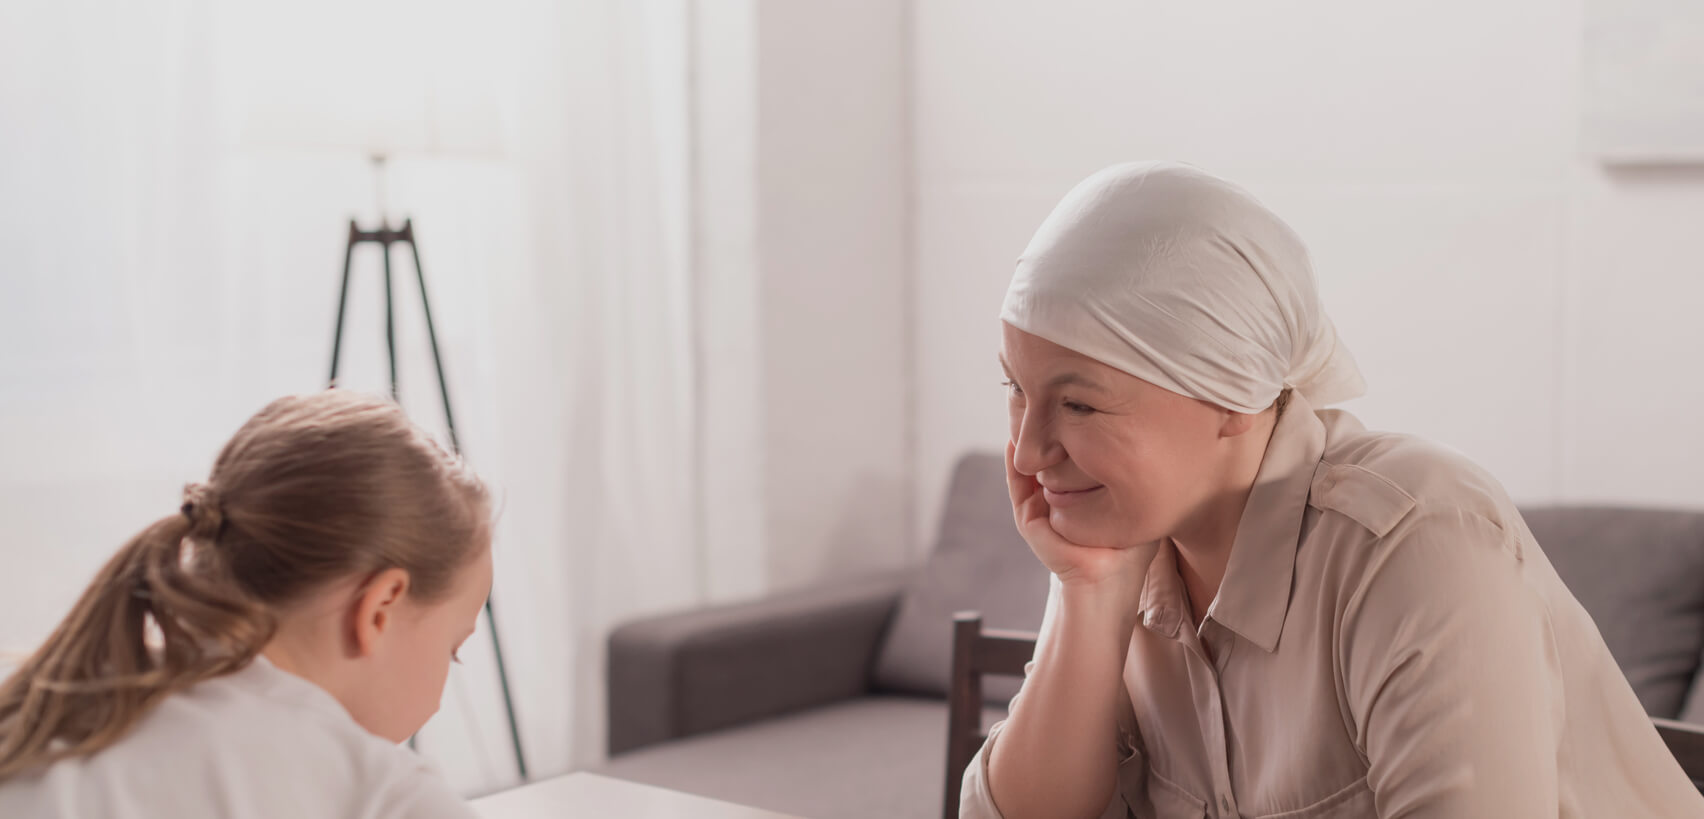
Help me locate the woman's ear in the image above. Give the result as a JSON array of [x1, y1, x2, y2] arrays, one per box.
[[348, 567, 411, 658]]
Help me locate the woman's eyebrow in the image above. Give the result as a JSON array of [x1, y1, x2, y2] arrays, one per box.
[[998, 355, 1105, 392], [1045, 373, 1106, 392]]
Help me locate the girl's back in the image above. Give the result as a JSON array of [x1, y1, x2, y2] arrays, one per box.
[[0, 656, 471, 818]]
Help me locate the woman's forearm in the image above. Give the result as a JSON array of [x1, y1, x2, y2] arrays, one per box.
[[987, 579, 1142, 819]]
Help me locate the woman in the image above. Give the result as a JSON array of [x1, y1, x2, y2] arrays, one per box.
[[0, 389, 493, 818], [961, 162, 1702, 817]]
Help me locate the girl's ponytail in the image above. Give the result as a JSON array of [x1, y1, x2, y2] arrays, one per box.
[[0, 485, 273, 778]]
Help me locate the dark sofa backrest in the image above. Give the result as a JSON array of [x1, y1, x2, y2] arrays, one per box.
[[1521, 506, 1704, 721]]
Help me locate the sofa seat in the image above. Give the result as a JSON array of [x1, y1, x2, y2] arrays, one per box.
[[596, 696, 1006, 819]]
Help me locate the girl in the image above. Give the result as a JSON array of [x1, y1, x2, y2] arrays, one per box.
[[0, 389, 494, 818]]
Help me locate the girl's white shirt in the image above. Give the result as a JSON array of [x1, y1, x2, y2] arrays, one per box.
[[0, 655, 476, 819]]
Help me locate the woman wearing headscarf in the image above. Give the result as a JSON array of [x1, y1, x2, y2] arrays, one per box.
[[961, 162, 1702, 818]]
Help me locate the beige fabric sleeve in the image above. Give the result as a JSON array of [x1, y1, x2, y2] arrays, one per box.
[[1341, 510, 1563, 817], [958, 716, 1012, 819]]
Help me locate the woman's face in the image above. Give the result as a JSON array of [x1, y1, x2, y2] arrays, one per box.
[[1000, 322, 1237, 549]]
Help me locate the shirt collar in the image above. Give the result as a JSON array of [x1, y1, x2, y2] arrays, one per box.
[[243, 653, 361, 725], [1138, 540, 1188, 639], [1137, 391, 1327, 652]]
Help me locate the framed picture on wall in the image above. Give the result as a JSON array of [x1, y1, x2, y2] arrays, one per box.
[[1582, 0, 1704, 164]]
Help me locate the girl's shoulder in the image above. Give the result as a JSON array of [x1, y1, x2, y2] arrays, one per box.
[[0, 660, 463, 818]]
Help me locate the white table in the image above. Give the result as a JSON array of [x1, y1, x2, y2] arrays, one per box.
[[471, 773, 803, 819]]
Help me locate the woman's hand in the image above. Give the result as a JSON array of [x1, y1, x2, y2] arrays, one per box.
[[987, 441, 1155, 819], [1005, 441, 1158, 592]]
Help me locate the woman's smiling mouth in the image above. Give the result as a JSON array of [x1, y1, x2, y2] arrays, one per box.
[[1041, 484, 1104, 507]]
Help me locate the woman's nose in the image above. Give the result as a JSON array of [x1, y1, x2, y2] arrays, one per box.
[[1010, 411, 1057, 476]]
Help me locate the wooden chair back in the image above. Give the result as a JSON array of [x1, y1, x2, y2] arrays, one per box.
[[944, 611, 1038, 819]]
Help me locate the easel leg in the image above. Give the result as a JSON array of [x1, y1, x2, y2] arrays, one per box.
[[329, 222, 359, 385], [331, 220, 530, 782], [407, 229, 462, 454], [381, 239, 399, 399], [405, 227, 530, 781]]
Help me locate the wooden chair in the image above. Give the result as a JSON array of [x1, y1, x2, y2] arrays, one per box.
[[1655, 717, 1704, 792], [943, 611, 1039, 819], [942, 617, 1704, 818]]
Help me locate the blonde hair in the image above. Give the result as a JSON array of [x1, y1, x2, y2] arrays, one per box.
[[0, 390, 490, 778]]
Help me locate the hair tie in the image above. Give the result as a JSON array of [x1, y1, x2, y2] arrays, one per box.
[[180, 482, 225, 541]]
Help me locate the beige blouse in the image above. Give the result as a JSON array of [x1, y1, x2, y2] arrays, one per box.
[[961, 393, 1704, 818]]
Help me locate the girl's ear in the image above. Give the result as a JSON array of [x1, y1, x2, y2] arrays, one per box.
[[348, 568, 410, 658]]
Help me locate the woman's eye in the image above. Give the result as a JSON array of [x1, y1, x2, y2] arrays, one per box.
[[1063, 401, 1095, 415], [1001, 379, 1023, 397]]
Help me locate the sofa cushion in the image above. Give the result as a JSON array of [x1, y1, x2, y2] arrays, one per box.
[[1679, 660, 1704, 725], [1521, 505, 1704, 719], [596, 695, 1007, 819], [873, 452, 1049, 703]]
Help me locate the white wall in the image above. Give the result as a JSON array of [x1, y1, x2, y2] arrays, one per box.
[[698, 0, 916, 594], [0, 1, 914, 776], [756, 0, 914, 587], [0, 0, 547, 785], [910, 0, 1704, 550]]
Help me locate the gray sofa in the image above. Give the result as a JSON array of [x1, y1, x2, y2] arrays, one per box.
[[596, 452, 1704, 819]]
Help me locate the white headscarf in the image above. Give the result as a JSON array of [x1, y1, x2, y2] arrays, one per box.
[[1001, 161, 1365, 414]]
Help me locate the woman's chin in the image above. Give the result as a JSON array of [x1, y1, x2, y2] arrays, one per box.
[[1051, 510, 1154, 550]]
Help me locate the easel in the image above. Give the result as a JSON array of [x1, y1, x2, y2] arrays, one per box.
[[328, 207, 529, 782]]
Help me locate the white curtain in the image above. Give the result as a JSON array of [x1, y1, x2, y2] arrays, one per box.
[[0, 0, 703, 796]]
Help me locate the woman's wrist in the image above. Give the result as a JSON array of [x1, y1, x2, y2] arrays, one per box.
[[1056, 572, 1146, 640]]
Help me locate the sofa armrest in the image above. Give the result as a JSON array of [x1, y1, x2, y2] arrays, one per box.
[[606, 571, 908, 756]]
